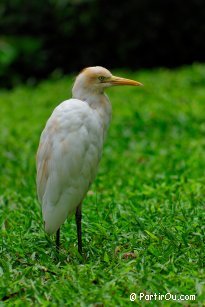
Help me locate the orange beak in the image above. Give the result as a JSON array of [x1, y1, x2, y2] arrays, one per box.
[[109, 75, 143, 86]]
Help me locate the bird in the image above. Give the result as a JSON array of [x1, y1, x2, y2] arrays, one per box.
[[36, 66, 142, 255]]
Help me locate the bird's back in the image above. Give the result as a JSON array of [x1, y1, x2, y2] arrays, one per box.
[[36, 98, 108, 234]]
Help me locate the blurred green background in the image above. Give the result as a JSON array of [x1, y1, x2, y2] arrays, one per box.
[[1, 0, 205, 87]]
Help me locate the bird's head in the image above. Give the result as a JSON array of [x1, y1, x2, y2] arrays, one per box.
[[72, 66, 143, 98]]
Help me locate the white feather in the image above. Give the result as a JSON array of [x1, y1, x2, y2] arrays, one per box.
[[36, 98, 111, 234]]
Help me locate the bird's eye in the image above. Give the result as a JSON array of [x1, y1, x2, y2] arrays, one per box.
[[98, 76, 105, 82]]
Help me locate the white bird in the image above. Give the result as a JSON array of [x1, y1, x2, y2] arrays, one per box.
[[36, 66, 142, 254]]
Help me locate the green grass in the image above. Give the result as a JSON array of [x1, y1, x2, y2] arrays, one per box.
[[0, 64, 205, 306]]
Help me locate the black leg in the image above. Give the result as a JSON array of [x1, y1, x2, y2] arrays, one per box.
[[75, 204, 82, 255], [56, 228, 60, 253]]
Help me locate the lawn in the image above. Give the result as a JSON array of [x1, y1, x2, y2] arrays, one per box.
[[0, 64, 205, 306]]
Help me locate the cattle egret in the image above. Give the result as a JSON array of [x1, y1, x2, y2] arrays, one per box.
[[36, 66, 142, 255]]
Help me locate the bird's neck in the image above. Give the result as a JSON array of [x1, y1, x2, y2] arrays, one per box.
[[72, 87, 112, 136], [72, 86, 107, 109]]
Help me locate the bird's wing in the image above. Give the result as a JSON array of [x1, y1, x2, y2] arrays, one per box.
[[36, 99, 104, 234]]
